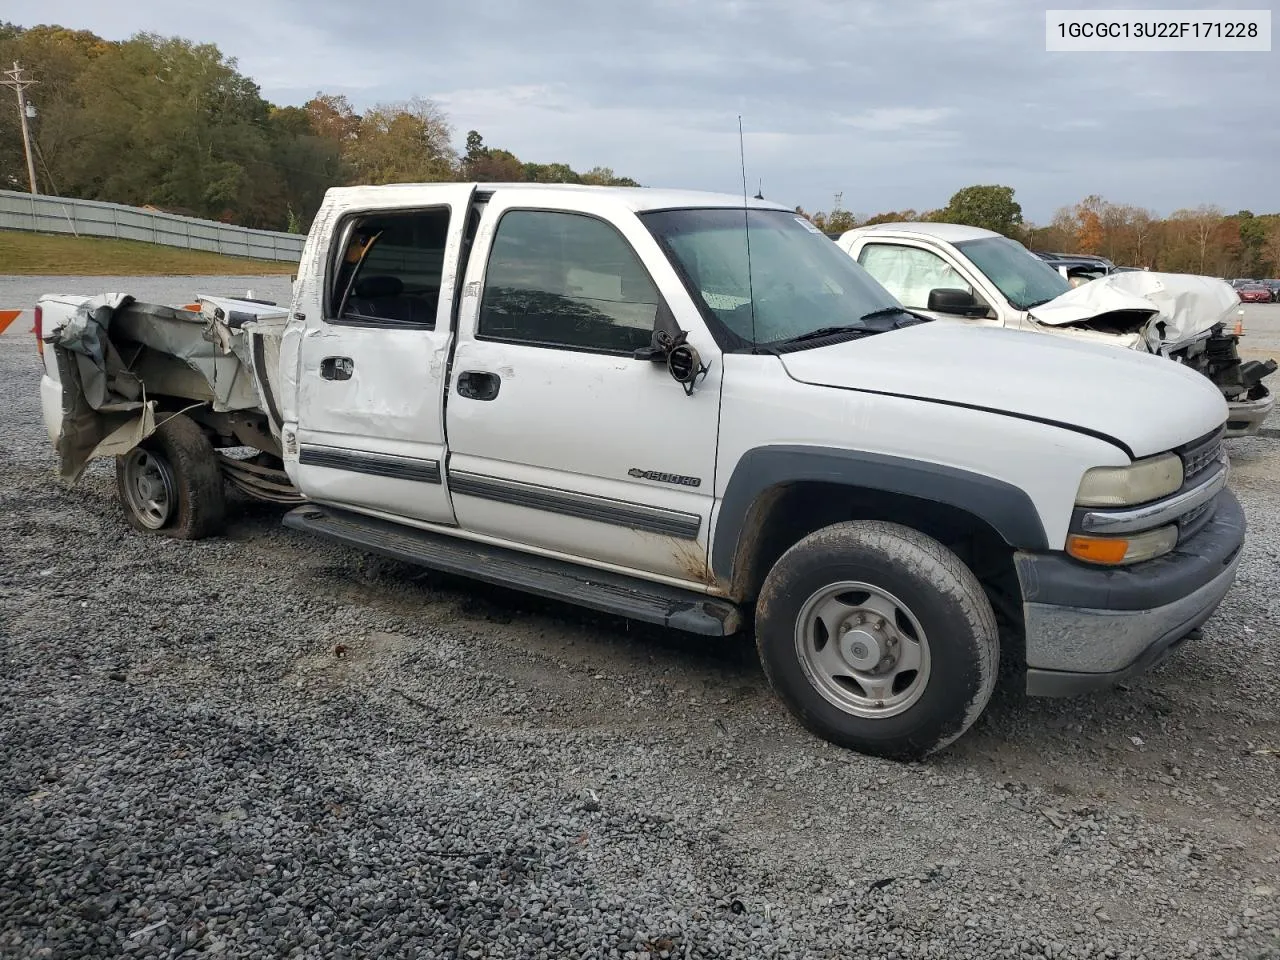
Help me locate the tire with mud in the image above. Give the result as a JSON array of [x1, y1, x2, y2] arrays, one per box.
[[755, 520, 999, 761], [115, 413, 226, 540]]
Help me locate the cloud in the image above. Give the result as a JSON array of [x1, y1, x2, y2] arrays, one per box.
[[836, 107, 956, 133], [7, 0, 1278, 221]]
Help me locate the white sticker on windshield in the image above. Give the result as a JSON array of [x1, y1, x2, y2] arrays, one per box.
[[795, 216, 824, 234]]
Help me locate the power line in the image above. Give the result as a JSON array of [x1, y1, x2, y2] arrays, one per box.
[[1, 61, 39, 194]]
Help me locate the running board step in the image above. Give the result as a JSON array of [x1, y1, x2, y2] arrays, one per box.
[[282, 505, 742, 636]]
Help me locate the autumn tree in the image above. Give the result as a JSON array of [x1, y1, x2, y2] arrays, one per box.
[[1073, 195, 1106, 253], [305, 93, 360, 145]]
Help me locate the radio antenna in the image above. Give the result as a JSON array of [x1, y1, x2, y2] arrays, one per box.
[[738, 115, 759, 352]]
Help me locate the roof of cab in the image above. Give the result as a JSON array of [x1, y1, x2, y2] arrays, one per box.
[[838, 221, 1004, 243], [322, 181, 790, 213]]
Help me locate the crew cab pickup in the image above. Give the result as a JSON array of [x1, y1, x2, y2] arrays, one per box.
[[36, 183, 1246, 760], [835, 222, 1276, 437]]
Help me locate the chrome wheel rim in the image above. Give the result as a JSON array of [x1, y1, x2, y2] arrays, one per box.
[[122, 448, 176, 529], [794, 580, 931, 719]]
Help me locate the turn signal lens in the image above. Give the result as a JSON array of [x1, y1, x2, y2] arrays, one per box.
[[1066, 526, 1178, 566]]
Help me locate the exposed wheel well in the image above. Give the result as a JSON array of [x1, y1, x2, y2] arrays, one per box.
[[727, 482, 1025, 665]]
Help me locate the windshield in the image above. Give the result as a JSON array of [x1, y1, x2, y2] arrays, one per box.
[[954, 236, 1071, 310], [639, 208, 908, 347]]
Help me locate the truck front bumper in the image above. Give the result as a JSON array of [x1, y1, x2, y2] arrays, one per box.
[[1225, 385, 1274, 438], [1016, 489, 1245, 697]]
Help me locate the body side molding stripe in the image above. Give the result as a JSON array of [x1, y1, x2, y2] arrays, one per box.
[[448, 470, 702, 539], [299, 445, 442, 484]]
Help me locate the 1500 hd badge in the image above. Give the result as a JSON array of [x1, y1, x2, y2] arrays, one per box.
[[628, 468, 702, 488]]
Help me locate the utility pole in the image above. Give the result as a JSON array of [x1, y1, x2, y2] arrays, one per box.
[[1, 62, 39, 194], [833, 191, 843, 212]]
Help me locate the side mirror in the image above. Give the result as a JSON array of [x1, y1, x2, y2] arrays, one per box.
[[668, 343, 700, 382], [669, 343, 709, 396], [632, 303, 709, 394], [927, 287, 987, 317]]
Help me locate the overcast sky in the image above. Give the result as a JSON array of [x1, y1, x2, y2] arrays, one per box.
[[7, 0, 1278, 221]]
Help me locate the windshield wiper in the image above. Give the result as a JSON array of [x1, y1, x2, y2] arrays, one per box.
[[859, 306, 928, 327], [775, 324, 874, 346], [1022, 297, 1056, 309]]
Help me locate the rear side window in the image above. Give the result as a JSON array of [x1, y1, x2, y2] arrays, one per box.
[[477, 209, 660, 354], [329, 208, 451, 328]]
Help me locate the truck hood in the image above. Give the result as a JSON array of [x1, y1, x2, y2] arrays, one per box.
[[1028, 272, 1240, 346], [777, 322, 1227, 458]]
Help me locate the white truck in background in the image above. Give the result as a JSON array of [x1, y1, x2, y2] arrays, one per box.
[[34, 183, 1245, 760], [835, 222, 1276, 437]]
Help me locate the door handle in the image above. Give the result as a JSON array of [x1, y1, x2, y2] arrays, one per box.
[[456, 370, 501, 401], [320, 356, 353, 381]]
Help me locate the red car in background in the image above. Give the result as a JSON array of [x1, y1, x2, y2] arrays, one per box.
[[1238, 283, 1273, 303]]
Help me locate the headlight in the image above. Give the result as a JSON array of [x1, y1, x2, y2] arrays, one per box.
[[1075, 453, 1183, 507], [1067, 526, 1178, 565]]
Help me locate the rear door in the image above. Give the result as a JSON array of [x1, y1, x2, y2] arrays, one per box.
[[291, 186, 476, 524]]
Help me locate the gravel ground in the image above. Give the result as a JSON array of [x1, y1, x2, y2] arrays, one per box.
[[2, 324, 1279, 959]]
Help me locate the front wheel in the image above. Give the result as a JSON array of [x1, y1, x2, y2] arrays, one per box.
[[115, 413, 226, 539], [755, 520, 999, 760]]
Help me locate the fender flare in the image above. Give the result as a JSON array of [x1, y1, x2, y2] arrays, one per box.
[[711, 445, 1050, 583]]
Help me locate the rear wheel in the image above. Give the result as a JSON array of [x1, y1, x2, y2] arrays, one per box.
[[755, 520, 999, 760], [115, 413, 226, 539]]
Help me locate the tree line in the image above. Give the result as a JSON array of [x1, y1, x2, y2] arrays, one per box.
[[800, 185, 1280, 279], [3, 22, 1276, 277], [0, 23, 638, 232]]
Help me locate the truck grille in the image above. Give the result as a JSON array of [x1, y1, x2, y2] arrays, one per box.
[[1179, 427, 1225, 482]]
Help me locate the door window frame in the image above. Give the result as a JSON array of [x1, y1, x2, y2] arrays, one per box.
[[322, 204, 457, 330], [474, 206, 674, 358]]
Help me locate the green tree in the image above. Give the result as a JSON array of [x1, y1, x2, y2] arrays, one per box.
[[523, 161, 579, 183], [1262, 219, 1280, 276], [580, 165, 639, 187], [469, 148, 523, 182], [863, 209, 919, 226], [346, 97, 457, 184], [824, 210, 859, 233], [1236, 210, 1267, 276], [937, 185, 1023, 236]]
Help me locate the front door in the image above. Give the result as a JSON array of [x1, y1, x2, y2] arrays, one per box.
[[854, 240, 1003, 328], [292, 186, 475, 524], [443, 199, 722, 585]]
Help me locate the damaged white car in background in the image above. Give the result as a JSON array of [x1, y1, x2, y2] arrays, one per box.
[[836, 222, 1277, 437]]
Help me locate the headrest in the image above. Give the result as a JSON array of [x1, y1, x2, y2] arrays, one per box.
[[353, 275, 404, 299]]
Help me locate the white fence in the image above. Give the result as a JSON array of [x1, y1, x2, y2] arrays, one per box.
[[0, 189, 305, 262]]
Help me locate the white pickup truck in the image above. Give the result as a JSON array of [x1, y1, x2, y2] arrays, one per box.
[[35, 183, 1245, 760], [835, 222, 1276, 437]]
